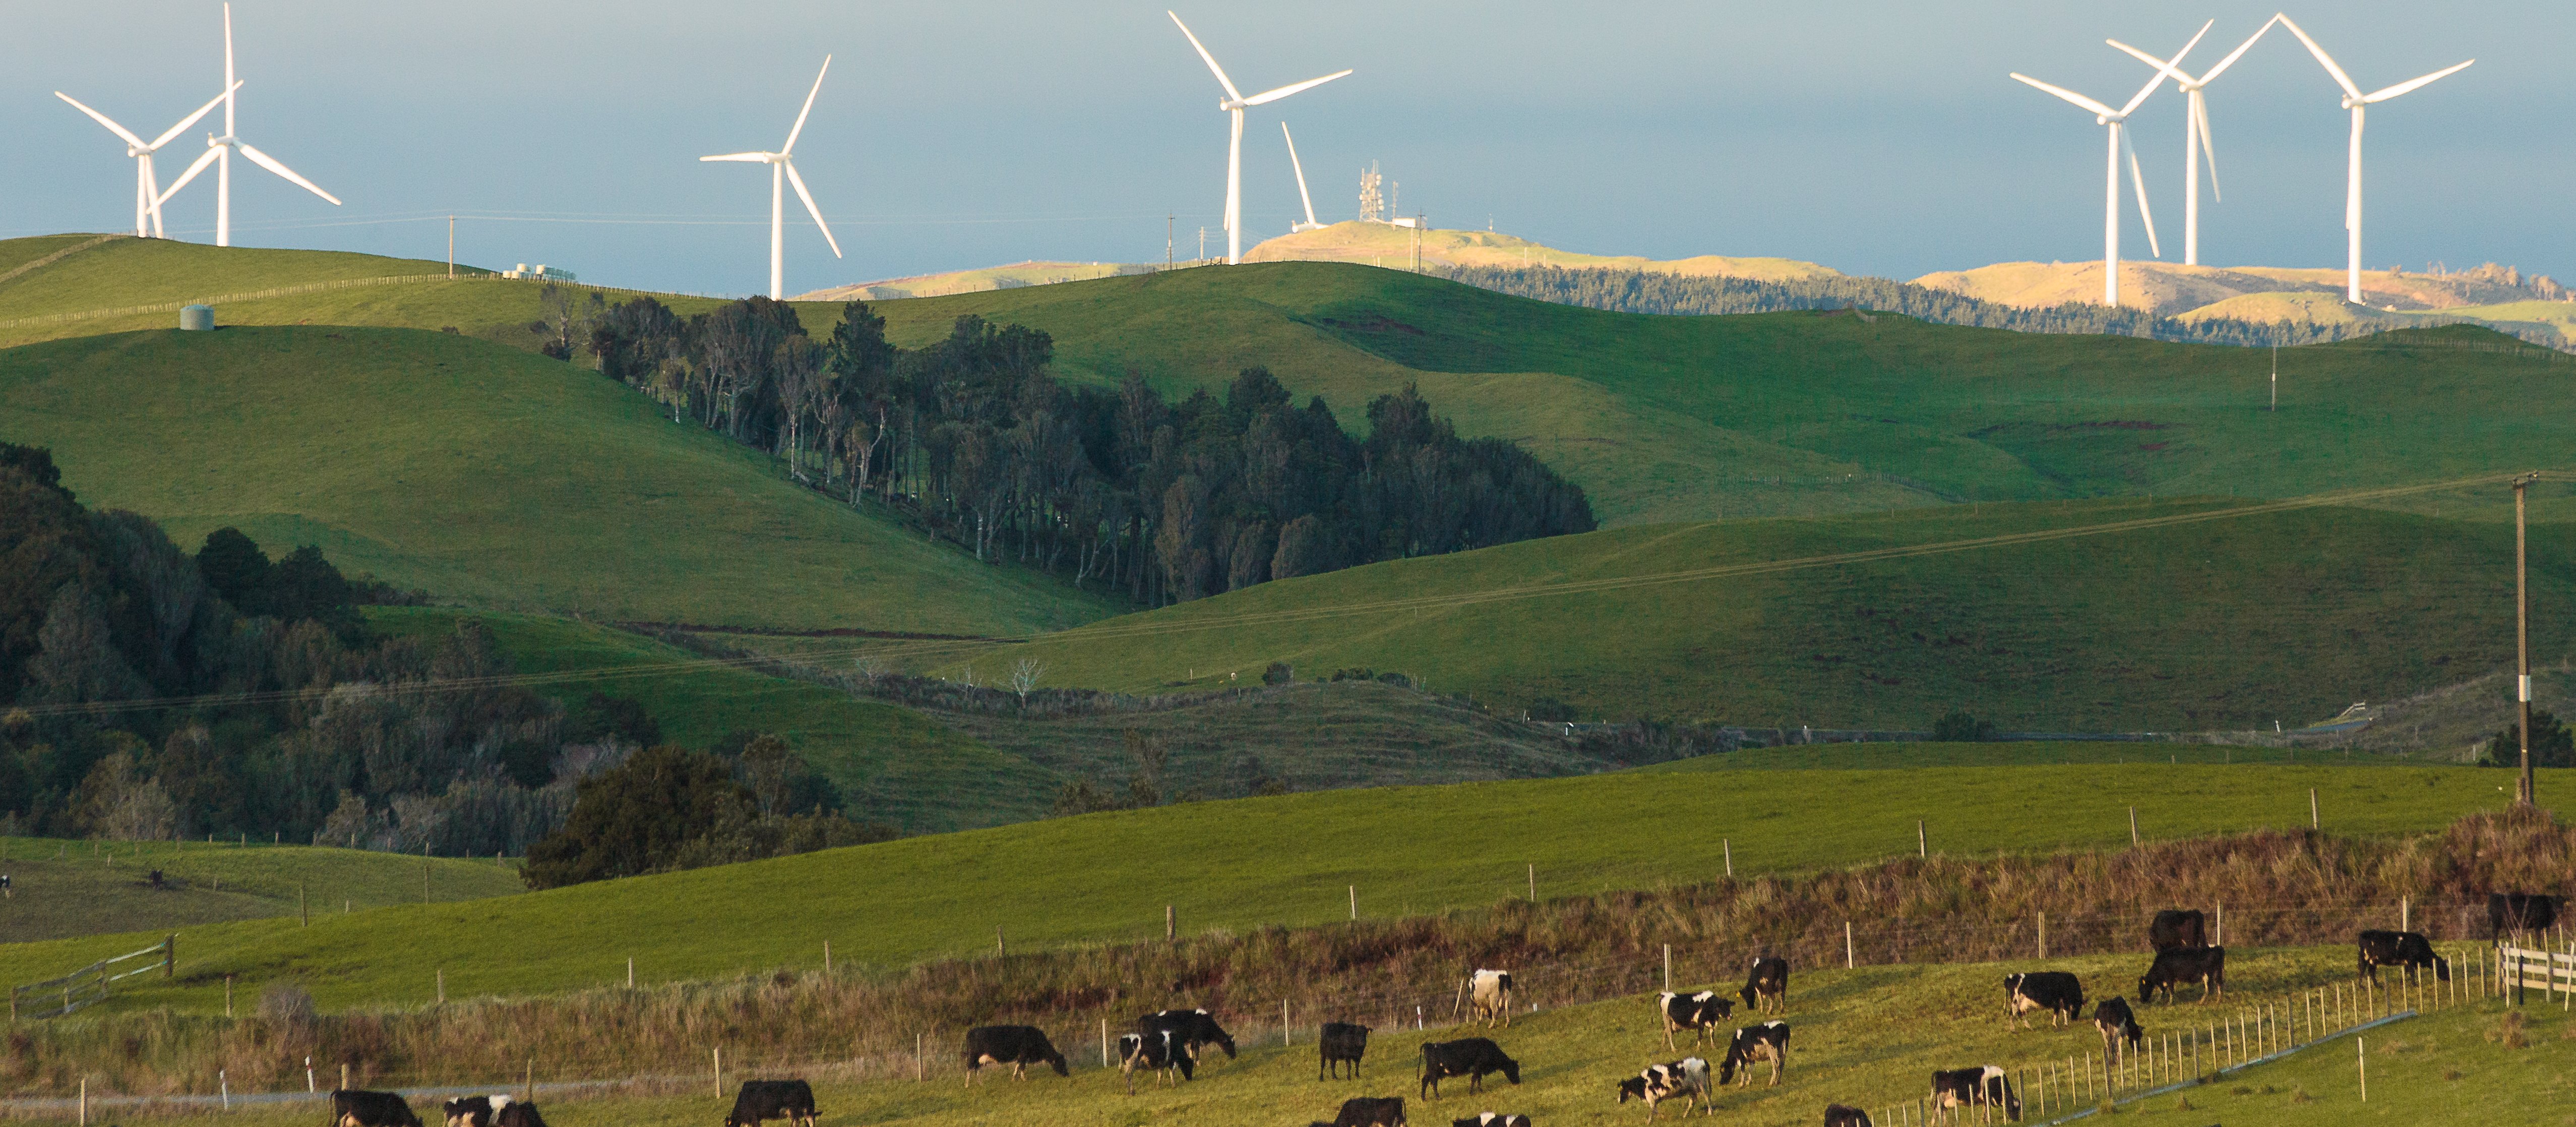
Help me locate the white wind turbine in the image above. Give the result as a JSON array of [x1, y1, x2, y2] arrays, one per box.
[[1281, 122, 1323, 232], [2274, 15, 2473, 305], [2109, 17, 2277, 266], [700, 55, 843, 300], [2010, 28, 2199, 309], [54, 82, 236, 239], [156, 3, 342, 247], [1168, 11, 1350, 264]]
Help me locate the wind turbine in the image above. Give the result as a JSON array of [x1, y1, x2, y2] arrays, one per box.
[[2010, 29, 2197, 309], [700, 55, 844, 301], [1281, 123, 1323, 232], [156, 3, 342, 247], [54, 83, 236, 239], [2109, 17, 2277, 266], [2274, 15, 2473, 305], [1168, 11, 1350, 264]]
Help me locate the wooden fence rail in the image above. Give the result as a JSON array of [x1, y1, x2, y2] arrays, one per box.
[[10, 935, 172, 1021]]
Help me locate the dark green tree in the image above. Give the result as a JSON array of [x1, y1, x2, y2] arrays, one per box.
[[2482, 711, 2574, 768], [195, 528, 272, 614], [520, 746, 758, 889], [1932, 710, 1997, 742]]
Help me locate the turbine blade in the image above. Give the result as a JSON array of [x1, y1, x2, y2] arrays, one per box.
[[1242, 69, 1352, 106], [2195, 92, 2222, 202], [783, 161, 842, 259], [2010, 73, 2121, 119], [2364, 60, 2473, 103], [2274, 15, 2363, 100], [159, 145, 222, 204], [1167, 11, 1243, 103], [2200, 15, 2280, 84], [2107, 39, 2189, 85], [2111, 22, 2205, 117], [782, 55, 830, 155], [235, 141, 341, 205], [223, 2, 236, 133], [2124, 125, 2161, 259], [700, 152, 771, 162], [148, 82, 238, 151], [55, 93, 149, 149], [1282, 121, 1317, 226]]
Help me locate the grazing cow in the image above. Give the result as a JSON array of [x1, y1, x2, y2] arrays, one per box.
[[1928, 1067, 2019, 1122], [1320, 1022, 1372, 1080], [490, 1102, 545, 1127], [1614, 1057, 1709, 1122], [2137, 946, 2225, 1004], [1118, 1031, 1195, 1094], [1420, 1038, 1521, 1099], [1307, 1096, 1406, 1127], [327, 1091, 422, 1127], [961, 1025, 1069, 1083], [724, 1081, 817, 1127], [1823, 1105, 1873, 1127], [1739, 956, 1790, 1015], [1719, 1022, 1790, 1088], [1655, 990, 1735, 1049], [2147, 909, 2208, 952], [2488, 892, 2563, 940], [2094, 997, 2144, 1062], [440, 1097, 492, 1127], [2002, 972, 2086, 1028], [1449, 1115, 1531, 1127], [1469, 970, 1517, 1028], [2356, 930, 2450, 983], [1140, 1008, 1238, 1061]]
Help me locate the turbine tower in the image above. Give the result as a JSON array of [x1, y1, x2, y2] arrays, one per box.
[[2010, 29, 2197, 309], [2109, 17, 2277, 266], [2275, 15, 2473, 305], [1168, 11, 1350, 264], [700, 55, 844, 300], [157, 3, 341, 247], [1281, 123, 1323, 232], [54, 83, 235, 239]]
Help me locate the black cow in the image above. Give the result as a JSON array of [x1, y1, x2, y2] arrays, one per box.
[[1449, 1115, 1530, 1127], [2148, 909, 2208, 952], [1307, 1096, 1407, 1127], [491, 1102, 545, 1127], [328, 1091, 422, 1127], [1823, 1105, 1873, 1127], [1740, 956, 1790, 1015], [2356, 930, 2450, 983], [1719, 1021, 1790, 1087], [1928, 1067, 2019, 1122], [1321, 1022, 1372, 1080], [2094, 997, 2144, 1062], [1655, 990, 1735, 1049], [1420, 1038, 1520, 1099], [2137, 946, 2225, 1004], [440, 1097, 493, 1127], [961, 1025, 1069, 1083], [2489, 892, 2562, 940], [1118, 1031, 1195, 1094], [1615, 1058, 1709, 1122], [2002, 971, 2086, 1028], [1140, 1008, 1238, 1061], [724, 1081, 817, 1127]]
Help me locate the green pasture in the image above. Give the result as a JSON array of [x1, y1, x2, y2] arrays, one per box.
[[0, 837, 520, 944], [0, 758, 2536, 1015]]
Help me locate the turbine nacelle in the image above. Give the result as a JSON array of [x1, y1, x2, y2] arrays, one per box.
[[1168, 10, 1349, 264]]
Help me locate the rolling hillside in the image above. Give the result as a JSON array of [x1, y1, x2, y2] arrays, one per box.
[[1242, 219, 1846, 281], [0, 837, 521, 944], [1913, 259, 2571, 319]]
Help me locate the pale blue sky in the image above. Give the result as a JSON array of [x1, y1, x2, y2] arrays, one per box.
[[4, 1, 2562, 296]]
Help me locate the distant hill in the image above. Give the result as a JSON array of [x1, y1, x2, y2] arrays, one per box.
[[1242, 220, 1845, 281], [795, 260, 1151, 302], [1914, 259, 2573, 321]]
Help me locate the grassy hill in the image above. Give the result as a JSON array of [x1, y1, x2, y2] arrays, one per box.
[[796, 260, 1144, 302], [0, 754, 2525, 1014], [0, 325, 1111, 633], [1244, 220, 1846, 281], [1912, 259, 2564, 319], [0, 837, 521, 944]]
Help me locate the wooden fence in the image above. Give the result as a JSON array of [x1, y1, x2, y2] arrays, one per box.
[[11, 935, 173, 1021], [2498, 942, 2576, 1005]]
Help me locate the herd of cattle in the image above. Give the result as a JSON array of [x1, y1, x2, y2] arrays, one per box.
[[307, 895, 2559, 1127]]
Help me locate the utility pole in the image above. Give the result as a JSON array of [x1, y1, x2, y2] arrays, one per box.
[[1166, 213, 1174, 267], [2516, 472, 2538, 805], [2269, 344, 2277, 411], [1197, 226, 1206, 263], [447, 215, 455, 279]]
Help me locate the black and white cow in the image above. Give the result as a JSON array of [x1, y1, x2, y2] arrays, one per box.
[[2488, 892, 2562, 940], [1822, 1105, 1873, 1127], [1469, 970, 1516, 1028], [440, 1097, 494, 1127], [724, 1081, 817, 1127], [1614, 1057, 1709, 1122], [1719, 1021, 1790, 1088], [1118, 1031, 1196, 1094], [328, 1091, 422, 1127], [961, 1025, 1069, 1083], [1655, 990, 1735, 1049], [1307, 1096, 1406, 1127], [1739, 957, 1790, 1015], [1321, 1022, 1372, 1080], [1140, 1008, 1238, 1061], [1449, 1114, 1531, 1127], [490, 1101, 545, 1127], [2002, 971, 2086, 1028], [2148, 909, 2208, 952], [2355, 930, 2450, 983], [2137, 946, 2225, 1004], [1928, 1067, 2019, 1122], [1420, 1038, 1520, 1099], [2094, 997, 2144, 1062]]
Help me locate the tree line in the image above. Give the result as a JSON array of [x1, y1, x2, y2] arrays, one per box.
[[580, 292, 1597, 604]]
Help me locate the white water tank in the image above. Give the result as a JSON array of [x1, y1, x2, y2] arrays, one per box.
[[179, 305, 215, 331]]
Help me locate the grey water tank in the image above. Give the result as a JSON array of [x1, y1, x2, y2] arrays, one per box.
[[179, 305, 215, 331]]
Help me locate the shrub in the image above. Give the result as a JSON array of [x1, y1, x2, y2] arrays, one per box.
[[1931, 710, 1997, 742], [257, 982, 315, 1028], [1262, 662, 1293, 685], [2479, 710, 2574, 767]]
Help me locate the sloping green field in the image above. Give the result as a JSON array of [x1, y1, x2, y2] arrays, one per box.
[[0, 757, 2529, 1014], [0, 837, 521, 944]]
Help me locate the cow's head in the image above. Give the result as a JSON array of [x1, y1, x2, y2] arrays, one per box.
[[2433, 955, 2452, 982], [1498, 1056, 1521, 1085], [1615, 1077, 1648, 1104]]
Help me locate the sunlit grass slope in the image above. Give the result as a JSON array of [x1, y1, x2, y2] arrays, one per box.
[[0, 326, 1113, 633], [0, 757, 2528, 1014], [0, 837, 520, 944]]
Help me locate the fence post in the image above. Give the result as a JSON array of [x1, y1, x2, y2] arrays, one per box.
[[436, 969, 444, 1005], [2039, 912, 2047, 959], [2129, 806, 2138, 846], [163, 935, 174, 978], [713, 1046, 721, 1098], [1099, 1018, 1108, 1067], [917, 1033, 925, 1082], [2310, 788, 2319, 830], [2401, 896, 2409, 933], [1663, 944, 1672, 991], [340, 1063, 348, 1092], [2356, 1036, 2366, 1102], [1282, 998, 1291, 1046], [627, 958, 634, 989], [824, 940, 831, 974], [1846, 921, 1855, 969], [1918, 820, 1927, 857], [1724, 839, 1732, 877], [1350, 885, 1357, 920], [300, 883, 308, 927], [1166, 905, 1175, 942], [78, 1079, 85, 1127], [2217, 902, 2225, 946]]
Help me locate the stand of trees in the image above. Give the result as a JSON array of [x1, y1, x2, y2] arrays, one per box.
[[586, 295, 1596, 604]]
